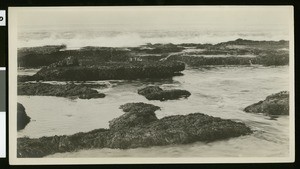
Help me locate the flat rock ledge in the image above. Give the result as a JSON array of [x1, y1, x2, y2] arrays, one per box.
[[33, 61, 185, 81], [17, 103, 31, 131], [17, 102, 252, 158], [18, 82, 105, 99], [244, 91, 289, 116], [138, 86, 191, 101]]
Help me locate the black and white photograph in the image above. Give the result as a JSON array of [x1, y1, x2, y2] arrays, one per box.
[[9, 6, 294, 164]]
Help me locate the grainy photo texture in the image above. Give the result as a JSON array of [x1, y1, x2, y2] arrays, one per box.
[[9, 6, 294, 164]]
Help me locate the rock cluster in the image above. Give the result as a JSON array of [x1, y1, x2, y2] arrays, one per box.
[[17, 102, 252, 157], [244, 91, 289, 115], [138, 86, 191, 101]]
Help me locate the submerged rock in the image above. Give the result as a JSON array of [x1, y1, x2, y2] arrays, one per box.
[[17, 102, 252, 158], [17, 103, 31, 131], [244, 91, 289, 115], [18, 82, 105, 99], [138, 86, 191, 101]]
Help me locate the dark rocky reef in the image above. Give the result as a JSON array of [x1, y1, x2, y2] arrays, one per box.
[[17, 103, 31, 131], [244, 91, 289, 116], [18, 82, 105, 99], [130, 43, 184, 54], [17, 102, 252, 157], [33, 61, 185, 81], [215, 39, 289, 50], [138, 86, 191, 101], [17, 39, 289, 69], [18, 45, 68, 68], [169, 55, 255, 66]]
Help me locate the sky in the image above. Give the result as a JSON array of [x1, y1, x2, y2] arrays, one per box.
[[12, 6, 293, 30]]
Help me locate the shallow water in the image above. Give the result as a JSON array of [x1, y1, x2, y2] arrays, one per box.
[[18, 66, 290, 157]]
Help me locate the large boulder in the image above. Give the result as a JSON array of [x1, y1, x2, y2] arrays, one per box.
[[244, 91, 289, 115], [17, 102, 252, 157], [17, 103, 31, 131], [138, 86, 191, 101]]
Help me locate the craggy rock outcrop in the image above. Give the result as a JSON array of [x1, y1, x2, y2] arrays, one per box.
[[244, 91, 289, 115], [17, 102, 252, 158], [17, 103, 31, 131], [33, 61, 185, 81], [109, 103, 161, 130], [18, 82, 105, 99], [138, 86, 191, 101]]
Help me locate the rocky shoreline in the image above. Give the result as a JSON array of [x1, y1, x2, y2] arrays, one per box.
[[17, 102, 252, 158], [18, 39, 289, 70]]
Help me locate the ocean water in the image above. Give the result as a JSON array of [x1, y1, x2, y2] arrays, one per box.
[[18, 66, 290, 157], [17, 24, 289, 49]]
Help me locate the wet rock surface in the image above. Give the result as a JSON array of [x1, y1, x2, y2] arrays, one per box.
[[17, 102, 252, 158], [17, 103, 31, 131], [244, 91, 289, 115], [18, 82, 105, 99], [33, 61, 185, 81], [138, 86, 191, 101]]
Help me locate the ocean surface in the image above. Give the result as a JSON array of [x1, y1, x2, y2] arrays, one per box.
[[18, 66, 290, 157], [17, 24, 289, 49]]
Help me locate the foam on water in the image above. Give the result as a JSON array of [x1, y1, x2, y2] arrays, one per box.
[[17, 25, 289, 48]]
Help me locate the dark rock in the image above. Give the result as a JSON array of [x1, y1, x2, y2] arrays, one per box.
[[138, 86, 191, 101], [33, 61, 185, 81], [244, 91, 289, 115], [17, 103, 31, 131], [109, 103, 160, 130], [18, 40, 289, 69], [17, 102, 252, 157], [18, 75, 36, 82], [107, 113, 252, 149], [78, 93, 105, 99], [18, 82, 105, 99], [17, 129, 110, 158], [137, 86, 163, 96], [48, 56, 79, 67], [18, 45, 68, 68]]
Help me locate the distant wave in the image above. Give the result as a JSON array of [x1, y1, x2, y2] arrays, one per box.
[[17, 29, 289, 49]]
